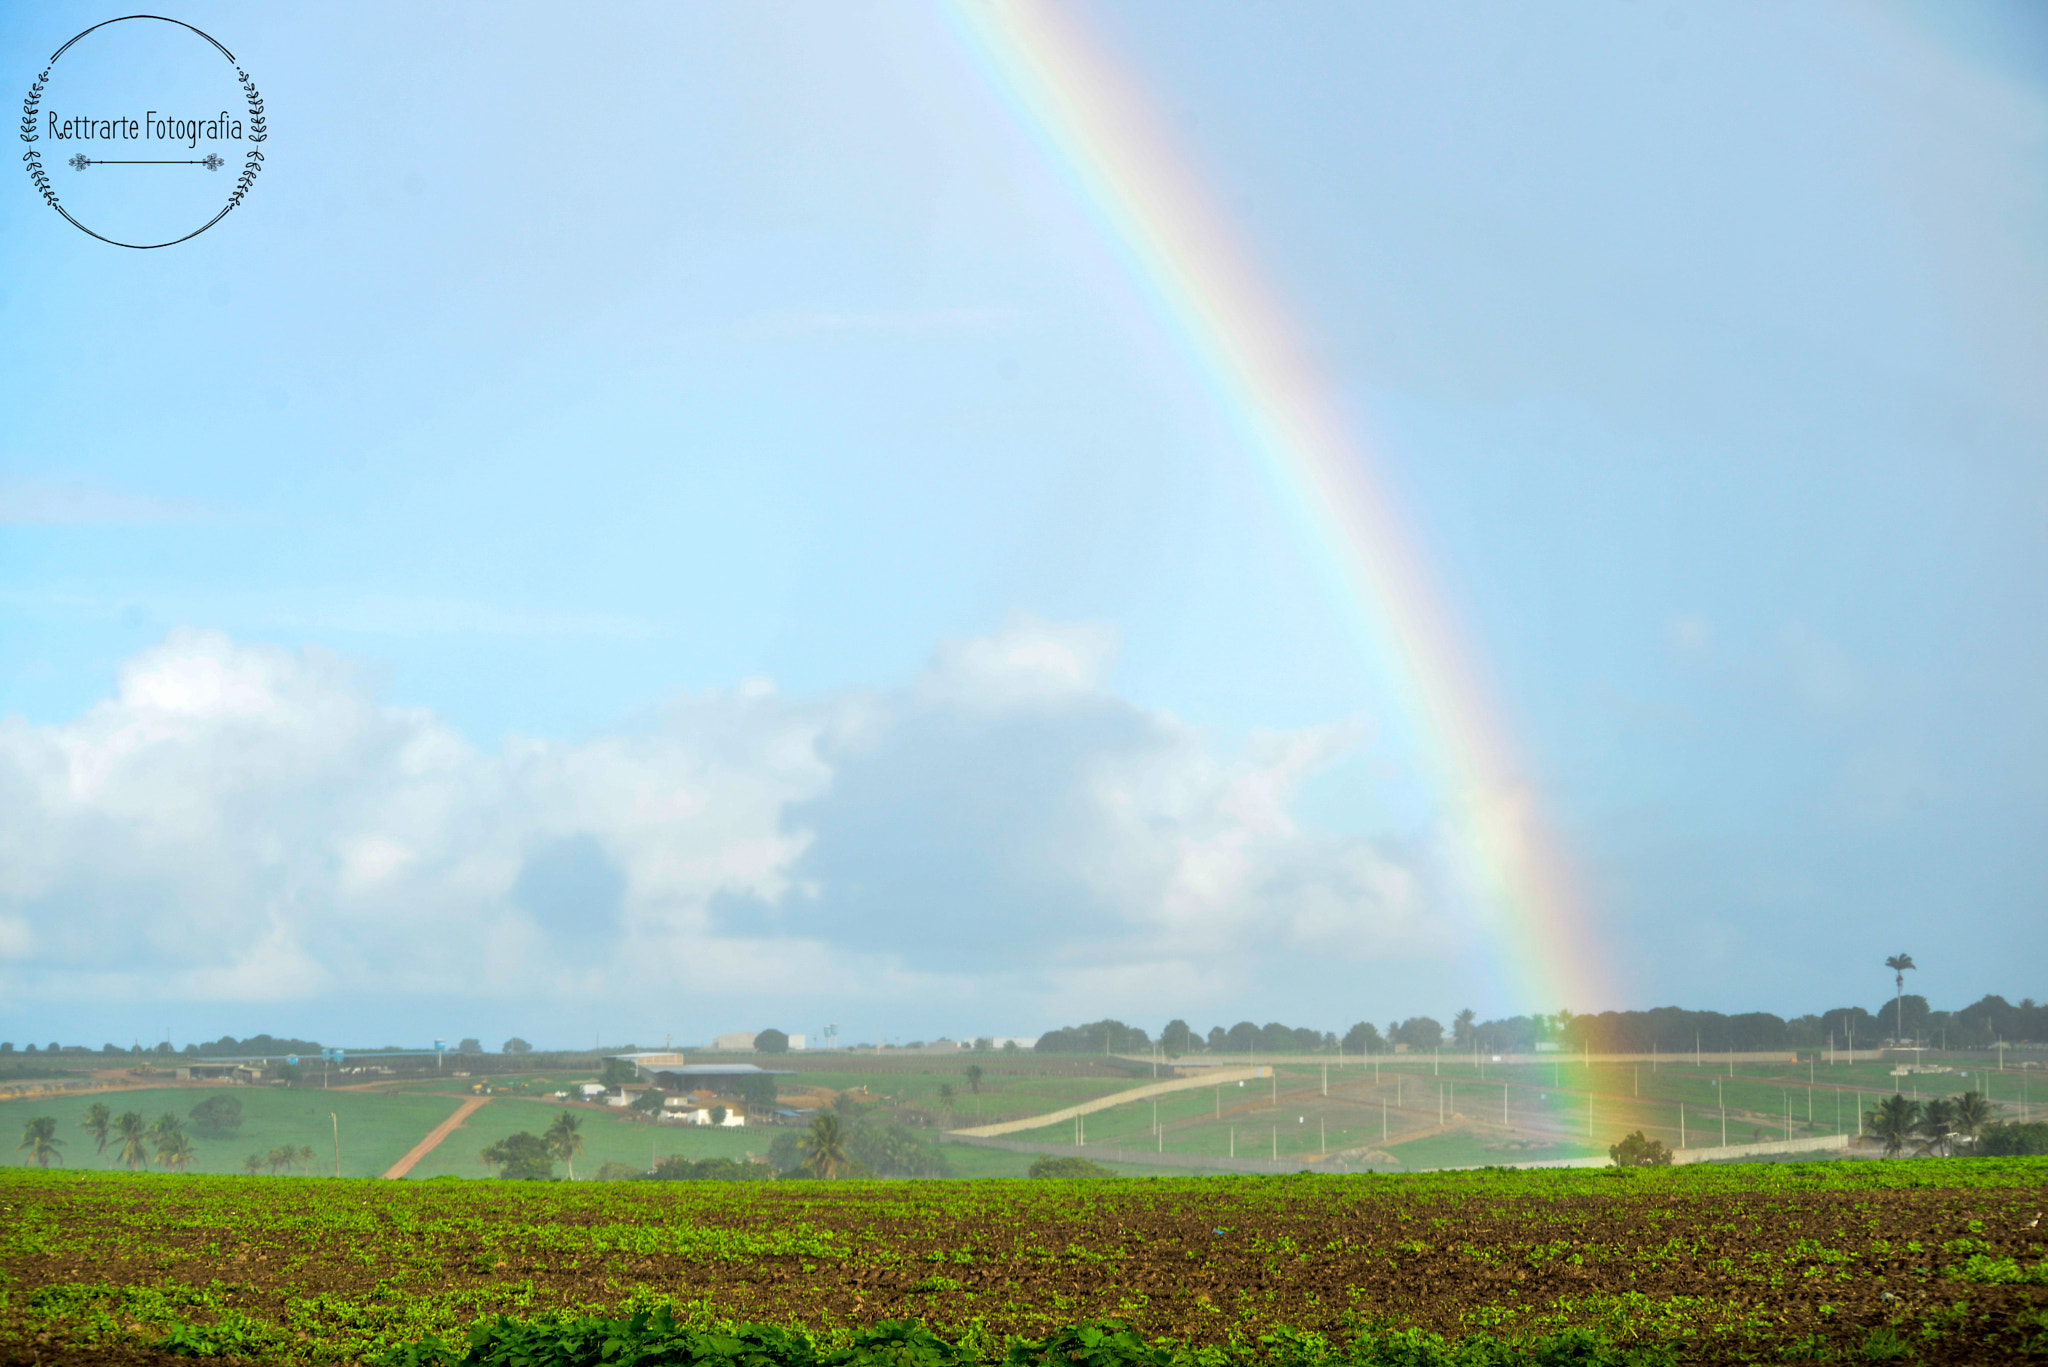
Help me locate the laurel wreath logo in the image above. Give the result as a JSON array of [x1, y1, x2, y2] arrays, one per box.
[[18, 20, 269, 247]]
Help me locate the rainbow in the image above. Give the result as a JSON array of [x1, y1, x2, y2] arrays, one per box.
[[943, 0, 1609, 1015]]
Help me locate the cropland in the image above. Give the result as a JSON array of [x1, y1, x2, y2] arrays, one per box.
[[3, 1158, 2045, 1365]]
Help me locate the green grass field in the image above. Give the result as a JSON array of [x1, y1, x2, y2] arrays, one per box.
[[0, 1086, 461, 1178], [993, 1056, 2045, 1172]]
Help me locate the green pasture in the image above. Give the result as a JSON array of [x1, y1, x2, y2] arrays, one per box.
[[398, 1098, 769, 1179], [0, 1086, 461, 1178], [992, 1055, 2044, 1172]]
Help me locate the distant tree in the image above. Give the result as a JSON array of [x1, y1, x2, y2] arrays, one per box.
[[458, 1038, 482, 1054], [1001, 1040, 1019, 1053], [1225, 1021, 1259, 1054], [709, 1105, 728, 1126], [1392, 1017, 1445, 1052], [755, 1029, 790, 1055], [296, 1144, 316, 1176], [1343, 1022, 1384, 1056], [1160, 1020, 1195, 1057], [1917, 1097, 1958, 1157], [544, 1112, 584, 1180], [630, 1088, 666, 1120], [729, 1074, 778, 1109], [1453, 1009, 1477, 1049], [1884, 954, 1916, 1042], [1973, 1121, 2048, 1157], [502, 1037, 533, 1055], [242, 1153, 264, 1176], [1867, 1094, 1921, 1159], [148, 1112, 183, 1144], [155, 1132, 196, 1171], [480, 1132, 555, 1180], [114, 1112, 149, 1170], [1206, 1026, 1227, 1052], [798, 1114, 852, 1179], [964, 1064, 984, 1095], [1608, 1131, 1672, 1167], [79, 1103, 112, 1155], [1028, 1154, 1114, 1179], [598, 1058, 638, 1090], [189, 1095, 243, 1139], [937, 1083, 956, 1111], [17, 1116, 64, 1168], [266, 1145, 294, 1175], [1951, 1091, 1992, 1147]]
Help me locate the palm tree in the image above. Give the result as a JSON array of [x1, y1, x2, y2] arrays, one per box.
[[1866, 1093, 1921, 1159], [79, 1103, 113, 1155], [148, 1112, 183, 1144], [963, 1064, 984, 1096], [1884, 953, 1916, 1043], [242, 1153, 265, 1176], [1453, 1008, 1477, 1049], [545, 1111, 584, 1180], [18, 1116, 64, 1168], [798, 1113, 852, 1179], [1917, 1097, 1957, 1158], [115, 1112, 150, 1170], [266, 1146, 293, 1175], [296, 1144, 316, 1175], [1952, 1092, 1991, 1149], [155, 1131, 196, 1171]]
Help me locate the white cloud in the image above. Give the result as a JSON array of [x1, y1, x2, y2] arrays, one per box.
[[0, 621, 1458, 1030]]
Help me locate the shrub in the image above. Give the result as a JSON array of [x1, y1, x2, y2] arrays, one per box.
[[188, 1094, 243, 1139], [1027, 1155, 1114, 1179], [1971, 1121, 2048, 1156], [1608, 1131, 1673, 1167], [478, 1132, 553, 1180]]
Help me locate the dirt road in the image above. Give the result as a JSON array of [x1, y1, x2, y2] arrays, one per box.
[[381, 1095, 491, 1179]]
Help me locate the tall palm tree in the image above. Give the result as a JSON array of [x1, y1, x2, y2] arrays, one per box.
[[1866, 1094, 1921, 1159], [1951, 1092, 1992, 1150], [18, 1116, 64, 1168], [79, 1103, 113, 1155], [545, 1111, 584, 1180], [155, 1131, 196, 1171], [1884, 954, 1916, 1044], [266, 1146, 293, 1175], [799, 1113, 851, 1179], [148, 1112, 183, 1144], [114, 1112, 150, 1170], [1454, 1008, 1477, 1049], [1917, 1097, 1957, 1158], [242, 1153, 265, 1176], [296, 1144, 316, 1175]]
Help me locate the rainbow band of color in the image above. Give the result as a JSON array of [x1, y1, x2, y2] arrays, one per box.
[[944, 0, 1608, 1015]]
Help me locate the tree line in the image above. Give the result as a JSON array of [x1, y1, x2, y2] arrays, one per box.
[[1032, 993, 2045, 1057]]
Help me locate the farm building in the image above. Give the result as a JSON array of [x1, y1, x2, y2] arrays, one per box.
[[173, 1063, 262, 1083]]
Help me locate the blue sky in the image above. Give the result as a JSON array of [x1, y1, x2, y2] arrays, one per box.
[[2, 1, 2042, 1051]]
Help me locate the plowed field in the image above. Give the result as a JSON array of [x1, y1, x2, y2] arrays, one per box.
[[4, 1160, 2045, 1364]]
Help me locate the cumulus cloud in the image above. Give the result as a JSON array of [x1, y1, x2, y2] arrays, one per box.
[[0, 620, 1457, 1029]]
